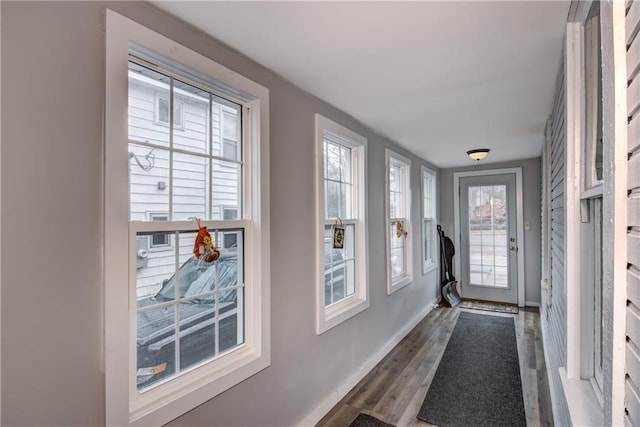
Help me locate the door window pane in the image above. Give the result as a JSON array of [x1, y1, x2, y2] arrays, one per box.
[[467, 185, 508, 288]]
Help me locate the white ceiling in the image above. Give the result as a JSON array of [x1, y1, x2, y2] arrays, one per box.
[[152, 1, 570, 168]]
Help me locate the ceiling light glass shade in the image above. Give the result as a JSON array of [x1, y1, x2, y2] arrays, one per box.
[[467, 149, 490, 161]]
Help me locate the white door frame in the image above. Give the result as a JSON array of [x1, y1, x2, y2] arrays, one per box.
[[453, 167, 525, 307]]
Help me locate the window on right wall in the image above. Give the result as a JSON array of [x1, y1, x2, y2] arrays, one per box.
[[421, 166, 437, 274], [386, 149, 412, 294]]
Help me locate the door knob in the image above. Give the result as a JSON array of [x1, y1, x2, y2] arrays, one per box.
[[510, 237, 516, 242], [510, 245, 518, 251]]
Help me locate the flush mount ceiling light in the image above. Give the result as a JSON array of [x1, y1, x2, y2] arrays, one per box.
[[467, 148, 490, 161]]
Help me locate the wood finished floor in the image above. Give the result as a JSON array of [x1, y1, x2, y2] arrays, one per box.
[[316, 306, 553, 427]]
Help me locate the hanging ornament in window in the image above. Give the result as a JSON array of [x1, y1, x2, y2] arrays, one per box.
[[193, 218, 220, 262], [333, 217, 345, 249], [396, 220, 408, 238]]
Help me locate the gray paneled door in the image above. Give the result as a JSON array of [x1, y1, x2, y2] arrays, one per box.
[[459, 173, 518, 304]]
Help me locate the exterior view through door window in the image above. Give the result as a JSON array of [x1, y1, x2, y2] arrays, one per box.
[[467, 185, 508, 288]]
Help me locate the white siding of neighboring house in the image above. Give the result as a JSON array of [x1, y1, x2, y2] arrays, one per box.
[[128, 72, 240, 298]]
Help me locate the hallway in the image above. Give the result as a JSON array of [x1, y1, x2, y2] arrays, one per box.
[[317, 307, 553, 426]]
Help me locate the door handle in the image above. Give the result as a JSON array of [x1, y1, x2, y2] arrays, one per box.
[[510, 245, 518, 252], [510, 237, 516, 242]]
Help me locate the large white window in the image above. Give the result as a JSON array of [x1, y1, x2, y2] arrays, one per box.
[[421, 166, 437, 274], [580, 0, 604, 397], [105, 11, 270, 426], [385, 150, 412, 293], [315, 114, 368, 334]]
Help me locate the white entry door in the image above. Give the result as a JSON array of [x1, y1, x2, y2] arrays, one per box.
[[459, 173, 518, 304]]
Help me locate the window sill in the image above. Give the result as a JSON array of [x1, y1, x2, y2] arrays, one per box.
[[387, 275, 413, 295], [422, 263, 438, 276], [559, 367, 604, 426], [317, 295, 369, 335]]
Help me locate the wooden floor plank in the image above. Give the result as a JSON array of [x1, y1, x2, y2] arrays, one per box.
[[316, 306, 553, 427]]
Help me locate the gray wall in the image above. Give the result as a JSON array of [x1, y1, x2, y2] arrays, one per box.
[[1, 2, 439, 426], [438, 157, 542, 305]]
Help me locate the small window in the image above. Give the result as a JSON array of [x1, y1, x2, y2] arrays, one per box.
[[386, 150, 412, 293], [155, 95, 184, 129], [149, 213, 170, 247], [315, 114, 368, 334], [422, 167, 437, 274]]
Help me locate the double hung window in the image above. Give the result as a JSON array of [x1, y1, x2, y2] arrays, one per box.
[[105, 11, 270, 426], [581, 1, 604, 396], [386, 150, 412, 293], [315, 114, 368, 334], [421, 167, 437, 274]]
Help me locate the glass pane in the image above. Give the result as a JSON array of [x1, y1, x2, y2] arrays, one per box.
[[179, 299, 216, 371], [467, 185, 508, 288], [136, 231, 177, 305], [390, 222, 405, 278], [323, 224, 354, 306], [136, 305, 176, 390], [325, 180, 340, 219], [220, 288, 244, 353], [341, 145, 352, 184], [128, 62, 170, 148], [424, 219, 432, 262], [212, 159, 241, 220], [172, 152, 208, 221], [345, 259, 355, 297], [326, 142, 341, 181], [173, 80, 209, 154], [129, 144, 170, 221], [213, 96, 242, 161]]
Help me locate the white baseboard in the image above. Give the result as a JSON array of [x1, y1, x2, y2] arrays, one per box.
[[525, 301, 541, 308], [298, 299, 438, 426]]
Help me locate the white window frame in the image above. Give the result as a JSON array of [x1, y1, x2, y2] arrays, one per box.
[[105, 10, 270, 426], [315, 114, 368, 335], [421, 166, 437, 275], [385, 149, 412, 294]]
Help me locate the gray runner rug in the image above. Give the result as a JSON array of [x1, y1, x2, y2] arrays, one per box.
[[417, 311, 526, 426], [348, 413, 394, 427]]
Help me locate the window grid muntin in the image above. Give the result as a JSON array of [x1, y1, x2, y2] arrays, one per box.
[[423, 171, 434, 265], [387, 154, 410, 282], [128, 57, 248, 392], [134, 226, 245, 391], [128, 60, 243, 222], [322, 133, 357, 307]]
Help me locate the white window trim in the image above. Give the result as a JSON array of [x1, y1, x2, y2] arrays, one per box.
[[315, 114, 369, 335], [421, 166, 438, 275], [105, 10, 270, 426], [385, 149, 412, 294]]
